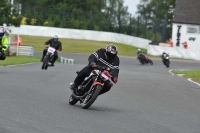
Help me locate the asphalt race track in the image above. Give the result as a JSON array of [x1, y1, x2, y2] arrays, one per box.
[[1, 53, 200, 133]]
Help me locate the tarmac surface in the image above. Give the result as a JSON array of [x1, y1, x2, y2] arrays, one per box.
[[0, 53, 200, 133]]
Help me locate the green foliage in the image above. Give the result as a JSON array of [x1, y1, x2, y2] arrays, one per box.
[[0, 0, 21, 26], [11, 0, 175, 42], [136, 0, 176, 41], [19, 35, 144, 57], [0, 56, 40, 66], [174, 70, 200, 83]]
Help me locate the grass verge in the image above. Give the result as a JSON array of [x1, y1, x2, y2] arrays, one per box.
[[19, 35, 147, 57], [0, 56, 40, 66], [174, 69, 200, 83]]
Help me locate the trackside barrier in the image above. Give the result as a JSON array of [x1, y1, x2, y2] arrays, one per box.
[[10, 46, 34, 56], [9, 25, 151, 49], [59, 57, 75, 65], [147, 45, 200, 61]]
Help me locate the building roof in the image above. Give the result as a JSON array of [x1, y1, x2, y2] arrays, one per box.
[[173, 0, 200, 25]]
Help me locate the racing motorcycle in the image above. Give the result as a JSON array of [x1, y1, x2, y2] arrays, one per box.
[[42, 47, 56, 70], [138, 53, 153, 65], [162, 54, 170, 68], [69, 66, 115, 109], [0, 45, 6, 56]]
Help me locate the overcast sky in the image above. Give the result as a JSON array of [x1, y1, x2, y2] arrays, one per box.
[[124, 0, 140, 16]]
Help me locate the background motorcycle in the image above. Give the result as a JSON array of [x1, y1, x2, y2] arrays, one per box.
[[0, 45, 6, 56], [42, 47, 55, 70], [138, 53, 153, 65], [69, 66, 115, 109], [163, 54, 170, 68]]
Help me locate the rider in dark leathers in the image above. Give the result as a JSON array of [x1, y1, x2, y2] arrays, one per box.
[[41, 35, 62, 66], [161, 52, 170, 64], [70, 44, 120, 95]]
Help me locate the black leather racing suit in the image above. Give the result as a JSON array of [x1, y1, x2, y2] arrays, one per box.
[[42, 39, 62, 63], [73, 48, 120, 95]]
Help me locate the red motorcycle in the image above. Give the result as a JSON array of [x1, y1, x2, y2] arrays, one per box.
[[138, 53, 153, 65], [69, 66, 115, 109]]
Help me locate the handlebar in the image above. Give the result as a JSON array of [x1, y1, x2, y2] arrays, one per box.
[[96, 65, 113, 72], [96, 65, 115, 76]]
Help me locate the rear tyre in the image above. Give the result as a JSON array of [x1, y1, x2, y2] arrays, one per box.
[[82, 85, 102, 109], [148, 59, 153, 65], [69, 94, 78, 105]]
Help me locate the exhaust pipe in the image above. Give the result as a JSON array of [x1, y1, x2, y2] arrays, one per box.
[[72, 93, 87, 99]]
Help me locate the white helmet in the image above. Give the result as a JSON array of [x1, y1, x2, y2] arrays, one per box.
[[138, 49, 141, 51], [53, 35, 58, 39]]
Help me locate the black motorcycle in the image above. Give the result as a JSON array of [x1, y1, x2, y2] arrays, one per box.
[[138, 53, 153, 65], [42, 47, 55, 70], [69, 66, 115, 109], [0, 45, 7, 57], [162, 54, 170, 68]]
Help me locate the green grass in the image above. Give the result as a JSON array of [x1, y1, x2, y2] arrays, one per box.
[[0, 56, 40, 66], [174, 69, 200, 83], [19, 35, 147, 56]]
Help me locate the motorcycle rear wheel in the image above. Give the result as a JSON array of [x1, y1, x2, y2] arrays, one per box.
[[81, 85, 102, 109], [148, 59, 153, 65]]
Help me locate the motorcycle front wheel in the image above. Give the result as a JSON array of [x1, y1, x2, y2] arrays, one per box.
[[139, 59, 144, 65], [165, 60, 170, 68], [42, 55, 50, 70], [69, 94, 78, 105], [81, 85, 102, 109]]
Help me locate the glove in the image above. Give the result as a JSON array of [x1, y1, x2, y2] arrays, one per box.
[[90, 62, 97, 68], [112, 77, 118, 83], [2, 45, 6, 48]]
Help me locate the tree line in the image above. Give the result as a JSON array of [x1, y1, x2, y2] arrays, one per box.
[[1, 0, 176, 42]]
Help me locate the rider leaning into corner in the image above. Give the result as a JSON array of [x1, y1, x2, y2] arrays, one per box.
[[70, 44, 120, 95], [161, 52, 169, 62], [41, 35, 62, 66], [137, 49, 142, 59], [137, 49, 147, 59], [0, 28, 9, 60]]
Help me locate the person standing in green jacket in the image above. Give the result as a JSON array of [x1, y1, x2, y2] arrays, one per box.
[[0, 28, 8, 60]]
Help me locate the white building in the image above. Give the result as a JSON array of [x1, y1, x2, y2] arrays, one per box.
[[172, 0, 200, 50]]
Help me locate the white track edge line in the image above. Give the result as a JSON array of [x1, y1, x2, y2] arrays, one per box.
[[169, 69, 175, 75], [188, 78, 200, 86], [3, 62, 38, 67]]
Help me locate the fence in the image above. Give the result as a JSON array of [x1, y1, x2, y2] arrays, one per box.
[[10, 46, 34, 56], [148, 45, 200, 61], [59, 57, 75, 65]]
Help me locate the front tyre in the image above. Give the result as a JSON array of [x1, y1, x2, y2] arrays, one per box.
[[69, 94, 78, 105], [42, 55, 50, 70], [165, 60, 170, 68], [82, 85, 102, 109], [139, 59, 144, 65]]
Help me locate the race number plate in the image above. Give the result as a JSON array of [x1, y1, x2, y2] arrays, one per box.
[[47, 47, 56, 54], [101, 73, 109, 80]]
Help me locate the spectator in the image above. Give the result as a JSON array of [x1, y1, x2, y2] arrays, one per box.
[[13, 36, 22, 46], [168, 38, 174, 47], [182, 41, 188, 49]]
